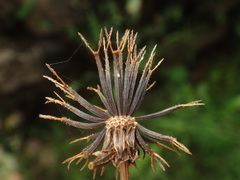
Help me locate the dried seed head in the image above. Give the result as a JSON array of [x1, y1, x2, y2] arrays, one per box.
[[40, 28, 204, 179]]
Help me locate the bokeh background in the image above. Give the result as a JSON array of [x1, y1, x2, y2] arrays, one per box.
[[1, 0, 240, 180]]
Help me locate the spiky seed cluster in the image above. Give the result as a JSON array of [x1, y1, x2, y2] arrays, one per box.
[[40, 28, 204, 179]]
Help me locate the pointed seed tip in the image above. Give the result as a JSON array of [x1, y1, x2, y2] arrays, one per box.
[[45, 63, 51, 69]]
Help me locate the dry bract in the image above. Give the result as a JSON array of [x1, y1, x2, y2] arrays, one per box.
[[40, 28, 204, 180]]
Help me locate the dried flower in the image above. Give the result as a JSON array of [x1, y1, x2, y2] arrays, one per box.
[[40, 28, 204, 180]]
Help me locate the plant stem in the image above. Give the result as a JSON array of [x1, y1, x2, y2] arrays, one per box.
[[120, 162, 129, 180]]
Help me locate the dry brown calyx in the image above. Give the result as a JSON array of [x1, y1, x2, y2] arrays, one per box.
[[87, 116, 138, 179], [99, 116, 138, 165]]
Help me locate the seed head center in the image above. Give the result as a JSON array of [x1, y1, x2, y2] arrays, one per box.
[[105, 116, 136, 129]]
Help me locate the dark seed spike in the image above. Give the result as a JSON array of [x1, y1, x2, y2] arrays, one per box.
[[127, 47, 154, 115], [87, 86, 114, 116], [109, 30, 127, 115], [94, 54, 118, 115], [79, 31, 120, 115], [124, 47, 146, 115], [137, 124, 191, 154], [128, 49, 163, 116], [66, 86, 109, 118], [45, 96, 105, 122], [104, 28, 119, 115], [44, 65, 108, 118], [39, 115, 104, 129], [102, 35, 119, 115], [122, 42, 145, 115], [113, 51, 123, 115], [130, 71, 152, 115], [136, 130, 169, 171], [122, 36, 136, 115], [118, 50, 124, 107], [122, 53, 132, 115], [135, 130, 154, 155], [136, 100, 205, 121], [137, 124, 174, 142], [82, 128, 106, 156], [62, 129, 105, 166], [103, 36, 115, 108], [125, 59, 141, 113], [79, 31, 109, 107], [127, 68, 150, 115], [93, 54, 107, 95], [131, 56, 161, 114], [78, 31, 117, 113], [93, 30, 117, 113], [111, 31, 129, 115], [140, 134, 176, 152]]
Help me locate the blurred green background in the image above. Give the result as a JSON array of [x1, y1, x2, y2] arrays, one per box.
[[0, 0, 240, 179]]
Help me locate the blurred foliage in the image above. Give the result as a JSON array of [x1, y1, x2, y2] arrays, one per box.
[[15, 0, 36, 20], [1, 0, 240, 180]]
